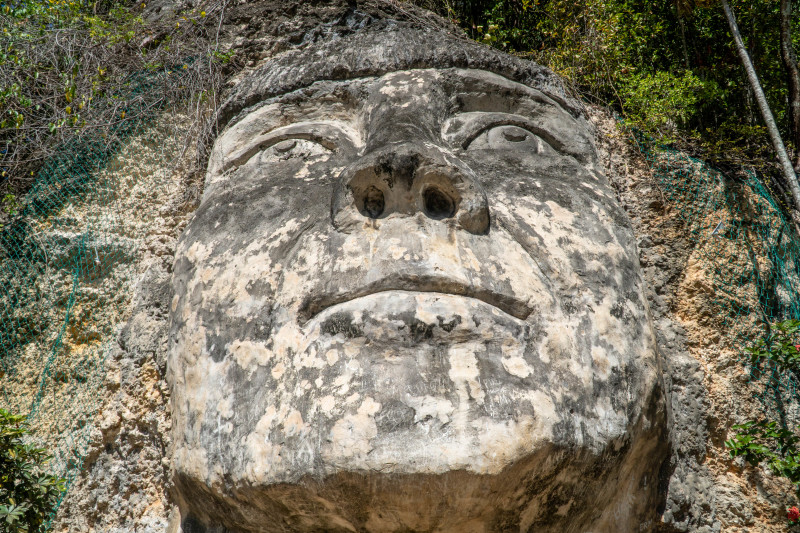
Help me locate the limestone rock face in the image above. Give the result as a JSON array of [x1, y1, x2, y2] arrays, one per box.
[[167, 11, 667, 533]]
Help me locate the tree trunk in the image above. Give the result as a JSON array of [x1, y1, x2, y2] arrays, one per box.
[[721, 0, 800, 217], [677, 10, 690, 69], [780, 0, 800, 171]]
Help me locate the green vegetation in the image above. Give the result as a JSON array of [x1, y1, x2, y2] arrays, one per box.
[[0, 408, 64, 533], [414, 0, 800, 179], [743, 319, 800, 373], [726, 321, 800, 496], [0, 1, 230, 527], [727, 419, 800, 492], [0, 0, 228, 203]]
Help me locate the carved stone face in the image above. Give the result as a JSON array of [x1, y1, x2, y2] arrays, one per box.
[[169, 68, 665, 531]]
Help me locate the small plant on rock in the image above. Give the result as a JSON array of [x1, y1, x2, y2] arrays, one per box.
[[0, 408, 64, 533], [725, 319, 800, 526], [742, 319, 800, 374]]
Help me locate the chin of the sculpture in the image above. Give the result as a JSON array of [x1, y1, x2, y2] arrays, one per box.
[[173, 399, 667, 533], [170, 290, 668, 531]]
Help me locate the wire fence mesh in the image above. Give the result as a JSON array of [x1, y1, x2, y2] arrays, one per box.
[[0, 66, 193, 526], [631, 130, 800, 426]]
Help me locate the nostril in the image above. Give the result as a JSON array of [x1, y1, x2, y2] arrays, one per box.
[[362, 186, 385, 218], [334, 148, 487, 233], [423, 187, 455, 220]]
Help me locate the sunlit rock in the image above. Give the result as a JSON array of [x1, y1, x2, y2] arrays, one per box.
[[167, 10, 667, 533]]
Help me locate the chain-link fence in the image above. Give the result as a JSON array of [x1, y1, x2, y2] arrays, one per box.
[[0, 67, 192, 525], [632, 130, 800, 425]]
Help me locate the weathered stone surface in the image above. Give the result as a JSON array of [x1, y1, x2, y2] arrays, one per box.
[[47, 112, 199, 533], [588, 108, 721, 533], [15, 3, 794, 533], [167, 10, 668, 532]]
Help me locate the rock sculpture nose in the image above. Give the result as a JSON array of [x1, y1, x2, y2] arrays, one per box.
[[331, 144, 490, 235]]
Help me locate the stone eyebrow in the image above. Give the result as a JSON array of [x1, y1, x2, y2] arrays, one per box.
[[447, 73, 564, 114], [220, 121, 359, 173]]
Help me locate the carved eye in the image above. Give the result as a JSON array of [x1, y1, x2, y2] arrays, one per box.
[[264, 138, 333, 161], [465, 125, 544, 153], [220, 122, 355, 175]]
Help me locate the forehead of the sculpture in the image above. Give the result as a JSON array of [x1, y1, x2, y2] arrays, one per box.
[[217, 22, 576, 128]]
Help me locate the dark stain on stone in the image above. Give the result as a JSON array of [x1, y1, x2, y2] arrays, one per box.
[[375, 399, 416, 432], [206, 333, 227, 363], [182, 513, 234, 533], [321, 312, 364, 338], [489, 509, 522, 532], [376, 152, 419, 190], [437, 315, 462, 332], [226, 359, 251, 387], [409, 319, 435, 341]]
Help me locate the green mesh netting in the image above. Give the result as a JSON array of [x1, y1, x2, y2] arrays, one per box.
[[0, 67, 190, 525], [630, 130, 800, 423]]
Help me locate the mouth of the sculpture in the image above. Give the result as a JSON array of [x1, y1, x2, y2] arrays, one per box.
[[298, 276, 532, 323]]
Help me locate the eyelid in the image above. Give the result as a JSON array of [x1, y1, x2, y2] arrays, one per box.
[[442, 112, 561, 152], [221, 121, 359, 173]]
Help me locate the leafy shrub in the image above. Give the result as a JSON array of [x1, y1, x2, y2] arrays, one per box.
[[726, 320, 800, 497], [0, 0, 228, 198], [743, 319, 800, 374], [618, 70, 712, 141], [414, 0, 788, 173], [0, 409, 64, 533], [727, 419, 800, 492]]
